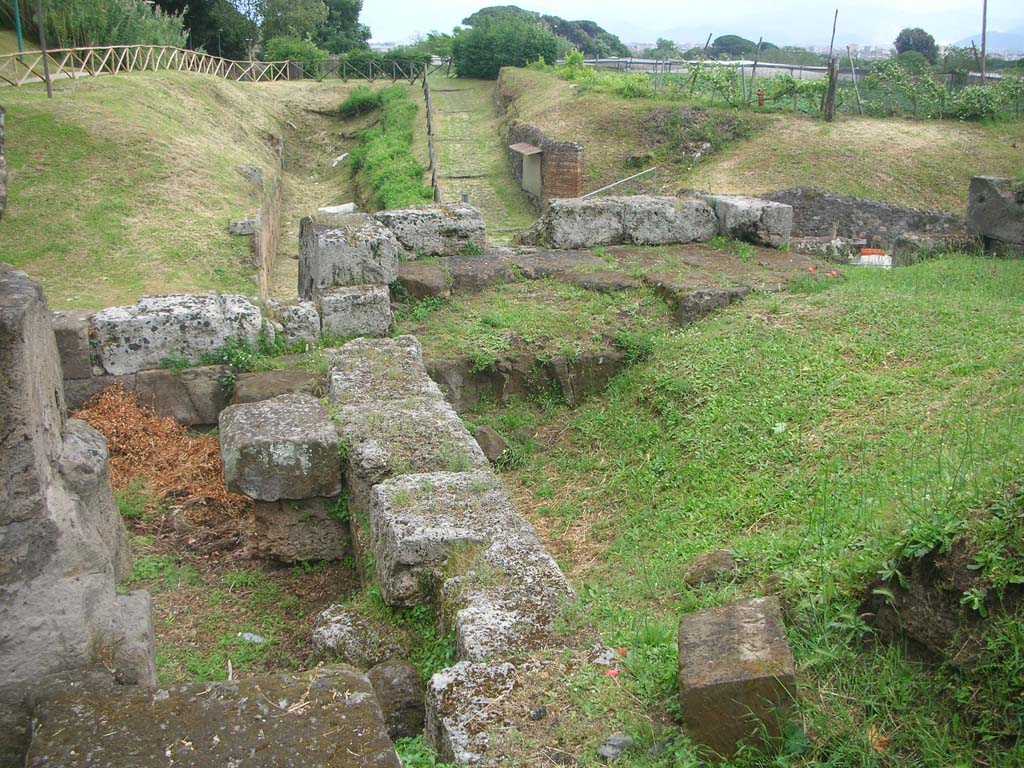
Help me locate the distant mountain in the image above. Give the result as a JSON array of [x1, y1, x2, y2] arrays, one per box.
[[461, 6, 629, 57], [954, 29, 1024, 52]]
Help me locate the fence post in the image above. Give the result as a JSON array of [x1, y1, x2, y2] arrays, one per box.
[[823, 57, 838, 122]]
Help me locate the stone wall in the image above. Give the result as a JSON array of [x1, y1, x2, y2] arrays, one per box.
[[0, 264, 155, 764], [507, 121, 584, 210], [764, 187, 964, 246]]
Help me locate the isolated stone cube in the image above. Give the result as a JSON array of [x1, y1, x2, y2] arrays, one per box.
[[51, 310, 95, 379], [621, 196, 718, 245], [299, 213, 400, 299], [253, 496, 349, 562], [543, 197, 626, 249], [704, 194, 793, 248], [677, 596, 796, 757], [320, 284, 393, 338], [266, 299, 320, 348], [219, 393, 341, 502], [425, 661, 517, 765], [375, 203, 486, 257], [91, 294, 262, 376]]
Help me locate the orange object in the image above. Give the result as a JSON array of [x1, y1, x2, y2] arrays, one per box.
[[860, 248, 886, 256]]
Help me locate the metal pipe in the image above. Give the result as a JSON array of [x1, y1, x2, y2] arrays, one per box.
[[581, 167, 659, 199]]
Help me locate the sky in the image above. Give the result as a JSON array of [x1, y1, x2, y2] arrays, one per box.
[[362, 0, 1024, 48]]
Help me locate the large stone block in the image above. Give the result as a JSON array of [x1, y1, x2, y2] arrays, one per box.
[[704, 195, 793, 248], [219, 393, 341, 502], [91, 294, 262, 376], [425, 661, 516, 765], [320, 284, 393, 338], [368, 660, 425, 741], [230, 369, 323, 405], [133, 366, 230, 426], [266, 299, 321, 348], [51, 310, 96, 380], [254, 497, 350, 562], [966, 176, 1024, 255], [375, 203, 486, 257], [543, 197, 626, 249], [677, 596, 796, 757], [26, 666, 402, 767], [299, 213, 401, 299], [622, 196, 718, 245], [397, 260, 451, 300], [312, 606, 408, 669]]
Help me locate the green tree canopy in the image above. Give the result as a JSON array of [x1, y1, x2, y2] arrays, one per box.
[[451, 15, 559, 79], [710, 35, 759, 58], [155, 0, 257, 59], [257, 0, 327, 41], [643, 38, 680, 59], [895, 27, 938, 65], [316, 0, 370, 54], [460, 5, 627, 58]]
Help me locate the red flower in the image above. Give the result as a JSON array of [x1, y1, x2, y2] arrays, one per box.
[[617, 647, 628, 656], [808, 266, 815, 274], [603, 668, 620, 677], [830, 270, 838, 277]]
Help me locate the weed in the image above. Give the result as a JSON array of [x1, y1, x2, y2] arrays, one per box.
[[393, 736, 455, 768], [159, 354, 192, 373], [115, 478, 155, 520], [613, 329, 658, 365], [459, 242, 484, 257], [128, 555, 199, 590], [328, 491, 350, 524]]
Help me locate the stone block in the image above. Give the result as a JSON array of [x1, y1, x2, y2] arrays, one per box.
[[676, 287, 749, 326], [269, 299, 321, 348], [966, 176, 1024, 255], [312, 606, 408, 669], [228, 217, 257, 236], [621, 196, 718, 245], [91, 294, 262, 376], [230, 369, 322, 405], [368, 660, 425, 741], [26, 666, 402, 767], [328, 336, 445, 406], [319, 202, 357, 215], [397, 260, 451, 300], [219, 393, 341, 502], [511, 250, 605, 278], [254, 497, 350, 562], [445, 254, 515, 291], [375, 203, 486, 257], [425, 661, 516, 765], [299, 213, 400, 299], [704, 195, 794, 248], [320, 284, 393, 338], [110, 591, 157, 686], [133, 366, 230, 427], [890, 233, 979, 267], [556, 270, 639, 292], [51, 310, 95, 380], [543, 197, 626, 249], [677, 596, 796, 757]]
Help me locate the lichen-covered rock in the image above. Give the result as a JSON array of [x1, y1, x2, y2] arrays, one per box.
[[678, 596, 796, 757], [254, 497, 350, 562], [312, 606, 408, 669], [375, 203, 486, 257], [676, 287, 749, 325], [219, 393, 341, 502], [542, 197, 626, 249], [966, 176, 1024, 255], [91, 294, 262, 376], [368, 660, 425, 740], [26, 666, 402, 767], [621, 196, 718, 245], [397, 260, 451, 300], [320, 284, 393, 338], [230, 369, 322, 405], [267, 299, 321, 348], [683, 549, 739, 587], [299, 213, 401, 299], [425, 661, 516, 765], [51, 310, 96, 380], [704, 194, 793, 248]]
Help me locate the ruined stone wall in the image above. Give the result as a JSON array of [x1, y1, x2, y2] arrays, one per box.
[[764, 187, 964, 246], [0, 264, 155, 764], [507, 121, 584, 209]]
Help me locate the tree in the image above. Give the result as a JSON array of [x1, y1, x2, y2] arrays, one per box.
[[156, 0, 257, 59], [316, 0, 370, 54], [894, 27, 937, 65], [451, 16, 559, 79], [257, 0, 327, 42], [710, 35, 759, 59], [896, 50, 930, 74], [643, 38, 679, 59]]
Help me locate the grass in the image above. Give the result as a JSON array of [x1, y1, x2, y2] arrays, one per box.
[[498, 67, 1024, 213], [485, 255, 1024, 766], [0, 72, 351, 308]]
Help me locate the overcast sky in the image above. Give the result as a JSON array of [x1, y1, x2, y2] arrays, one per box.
[[362, 0, 1024, 48]]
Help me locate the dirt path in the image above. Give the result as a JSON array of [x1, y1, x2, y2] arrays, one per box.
[[428, 75, 536, 243]]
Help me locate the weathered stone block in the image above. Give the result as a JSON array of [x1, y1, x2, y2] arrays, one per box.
[[254, 497, 350, 562], [676, 287, 749, 325], [677, 596, 796, 757], [51, 310, 95, 380], [299, 213, 400, 299], [543, 197, 626, 249], [267, 299, 320, 347], [966, 176, 1024, 255], [425, 661, 516, 765], [320, 284, 393, 338], [312, 606, 408, 669], [91, 294, 262, 376], [228, 217, 257, 236], [230, 369, 322, 405], [219, 393, 341, 502], [375, 203, 486, 257], [110, 591, 157, 686], [511, 250, 605, 278], [445, 254, 515, 291], [133, 365, 230, 426], [398, 260, 451, 300], [26, 666, 402, 767], [622, 196, 718, 245], [328, 336, 445, 406], [368, 660, 425, 741], [705, 195, 793, 248]]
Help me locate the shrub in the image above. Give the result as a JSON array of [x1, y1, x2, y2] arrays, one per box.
[[38, 0, 186, 47], [264, 35, 327, 64], [338, 85, 383, 117], [452, 17, 560, 79], [952, 85, 1002, 121], [616, 72, 656, 99]]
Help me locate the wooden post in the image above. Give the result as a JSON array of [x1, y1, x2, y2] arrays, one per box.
[[847, 45, 863, 115], [823, 57, 838, 121], [748, 36, 763, 103], [34, 0, 51, 98], [980, 0, 988, 82]]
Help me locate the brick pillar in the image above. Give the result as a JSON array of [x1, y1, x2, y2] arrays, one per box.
[[541, 142, 584, 207]]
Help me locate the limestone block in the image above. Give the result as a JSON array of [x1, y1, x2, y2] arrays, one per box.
[[26, 666, 402, 768], [677, 596, 796, 757], [267, 299, 320, 347], [219, 393, 341, 502], [253, 497, 349, 562], [312, 606, 408, 669], [445, 255, 515, 292], [397, 260, 451, 300], [704, 195, 793, 248], [110, 591, 157, 686], [328, 336, 442, 406], [320, 284, 393, 338], [676, 287, 749, 325], [51, 310, 95, 380], [91, 294, 262, 376], [511, 250, 605, 279], [543, 197, 626, 249], [228, 218, 257, 236], [368, 660, 425, 741], [621, 196, 718, 245], [230, 369, 322, 405], [133, 366, 230, 427], [425, 661, 516, 765], [375, 203, 487, 257], [299, 213, 400, 299], [966, 176, 1024, 254]]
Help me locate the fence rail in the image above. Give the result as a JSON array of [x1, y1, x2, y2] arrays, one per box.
[[0, 44, 430, 88]]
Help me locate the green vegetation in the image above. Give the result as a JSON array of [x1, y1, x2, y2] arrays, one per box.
[[347, 86, 433, 209], [17, 0, 187, 48], [491, 255, 1024, 765], [459, 5, 628, 59], [264, 35, 326, 65], [394, 736, 456, 768], [114, 478, 157, 520], [128, 555, 200, 590], [452, 12, 560, 79]]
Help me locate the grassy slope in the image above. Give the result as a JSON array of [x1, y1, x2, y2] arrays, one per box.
[[499, 67, 1024, 213], [0, 28, 36, 55], [1, 72, 351, 309], [480, 256, 1024, 766]]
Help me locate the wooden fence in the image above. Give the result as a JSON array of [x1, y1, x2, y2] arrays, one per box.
[[0, 44, 432, 88], [422, 75, 442, 204]]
